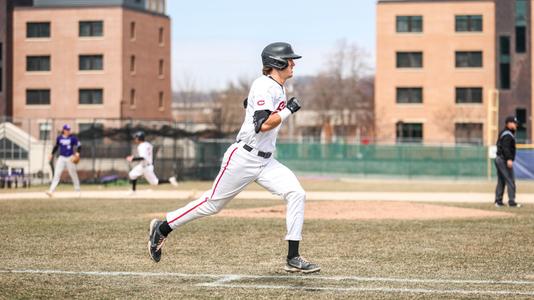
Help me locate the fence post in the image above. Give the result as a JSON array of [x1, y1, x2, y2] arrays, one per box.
[[173, 121, 177, 178], [27, 118, 31, 187], [91, 119, 97, 182]]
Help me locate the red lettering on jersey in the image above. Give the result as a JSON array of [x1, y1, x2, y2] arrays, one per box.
[[257, 100, 265, 106], [276, 101, 286, 112]]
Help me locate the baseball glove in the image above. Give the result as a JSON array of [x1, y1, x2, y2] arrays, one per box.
[[71, 155, 81, 164]]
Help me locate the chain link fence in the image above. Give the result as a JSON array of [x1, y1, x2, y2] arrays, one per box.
[[1, 117, 524, 185]]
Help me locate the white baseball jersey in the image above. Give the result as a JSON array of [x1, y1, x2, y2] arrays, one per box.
[[137, 142, 154, 166], [236, 75, 287, 153], [129, 141, 158, 185], [165, 75, 306, 242]]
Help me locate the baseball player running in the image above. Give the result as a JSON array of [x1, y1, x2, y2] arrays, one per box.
[[147, 42, 320, 273], [127, 131, 178, 194], [46, 124, 81, 197]]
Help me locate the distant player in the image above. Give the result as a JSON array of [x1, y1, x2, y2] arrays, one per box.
[[147, 42, 320, 273], [46, 124, 81, 197], [126, 131, 178, 194]]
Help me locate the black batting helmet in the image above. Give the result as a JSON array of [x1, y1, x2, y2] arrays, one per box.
[[133, 131, 145, 141], [261, 42, 302, 70]]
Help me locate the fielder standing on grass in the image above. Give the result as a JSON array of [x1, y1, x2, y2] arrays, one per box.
[[147, 42, 320, 273], [495, 116, 521, 208], [126, 131, 178, 195], [46, 124, 81, 197]]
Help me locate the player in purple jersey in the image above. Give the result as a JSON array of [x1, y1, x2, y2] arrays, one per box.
[[46, 124, 81, 197]]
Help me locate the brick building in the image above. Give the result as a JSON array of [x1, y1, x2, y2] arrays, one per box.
[[376, 0, 532, 145], [9, 0, 171, 136]]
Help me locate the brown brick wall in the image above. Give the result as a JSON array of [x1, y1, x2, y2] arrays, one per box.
[[11, 6, 171, 127], [121, 9, 171, 120], [376, 1, 496, 144]]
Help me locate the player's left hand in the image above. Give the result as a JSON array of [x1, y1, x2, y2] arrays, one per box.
[[287, 97, 301, 114], [126, 155, 133, 162]]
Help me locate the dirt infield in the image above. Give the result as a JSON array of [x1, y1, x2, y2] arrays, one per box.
[[146, 201, 514, 221], [216, 201, 513, 220]]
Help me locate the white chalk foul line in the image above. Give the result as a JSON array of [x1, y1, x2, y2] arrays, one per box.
[[201, 283, 534, 296], [2, 269, 534, 296], [3, 269, 533, 286]]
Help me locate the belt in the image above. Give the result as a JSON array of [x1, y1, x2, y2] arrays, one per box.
[[242, 144, 272, 159]]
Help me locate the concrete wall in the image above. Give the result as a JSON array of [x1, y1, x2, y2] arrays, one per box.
[[376, 1, 496, 144]]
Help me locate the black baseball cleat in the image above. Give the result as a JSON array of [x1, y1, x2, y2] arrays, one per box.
[[508, 202, 522, 208], [147, 219, 167, 263], [495, 201, 505, 208], [284, 256, 321, 274]]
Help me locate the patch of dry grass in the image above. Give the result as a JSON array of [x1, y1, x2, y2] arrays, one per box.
[[0, 197, 533, 299]]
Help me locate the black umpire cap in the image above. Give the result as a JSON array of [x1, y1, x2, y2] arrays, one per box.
[[505, 116, 518, 124]]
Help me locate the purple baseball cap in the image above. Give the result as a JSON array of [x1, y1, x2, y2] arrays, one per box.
[[62, 124, 71, 131]]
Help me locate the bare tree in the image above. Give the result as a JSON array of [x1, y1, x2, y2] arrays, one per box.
[[211, 77, 251, 135], [296, 40, 374, 142]]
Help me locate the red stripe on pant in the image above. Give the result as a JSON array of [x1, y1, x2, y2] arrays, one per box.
[[168, 147, 239, 225]]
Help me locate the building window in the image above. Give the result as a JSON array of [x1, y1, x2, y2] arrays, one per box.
[[396, 87, 423, 104], [396, 16, 422, 33], [516, 26, 527, 53], [499, 36, 511, 89], [0, 138, 29, 160], [516, 108, 527, 143], [26, 56, 50, 71], [39, 123, 51, 141], [130, 55, 136, 73], [79, 89, 103, 105], [456, 87, 483, 104], [130, 89, 136, 107], [396, 52, 423, 68], [455, 51, 482, 68], [455, 15, 483, 32], [455, 123, 483, 145], [158, 27, 164, 45], [516, 0, 527, 53], [26, 22, 50, 38], [158, 91, 164, 109], [158, 59, 164, 77], [79, 21, 103, 37], [26, 89, 50, 105], [79, 55, 103, 70], [130, 22, 136, 40], [396, 122, 423, 143]]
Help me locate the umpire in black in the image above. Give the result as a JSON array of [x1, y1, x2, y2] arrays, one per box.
[[495, 116, 521, 208]]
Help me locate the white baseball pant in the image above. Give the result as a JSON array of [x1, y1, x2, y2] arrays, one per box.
[[129, 164, 159, 185], [49, 155, 80, 192], [166, 142, 306, 241]]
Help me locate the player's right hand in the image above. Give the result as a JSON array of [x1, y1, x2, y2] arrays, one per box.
[[286, 97, 301, 114], [126, 155, 133, 162], [48, 154, 53, 161]]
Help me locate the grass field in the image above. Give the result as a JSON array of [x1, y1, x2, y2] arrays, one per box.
[[1, 180, 534, 299]]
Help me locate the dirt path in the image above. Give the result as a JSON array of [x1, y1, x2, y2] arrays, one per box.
[[1, 189, 534, 204], [217, 201, 513, 220]]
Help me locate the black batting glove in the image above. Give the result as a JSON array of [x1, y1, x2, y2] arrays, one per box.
[[286, 97, 301, 114]]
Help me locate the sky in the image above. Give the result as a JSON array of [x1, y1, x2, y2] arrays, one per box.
[[167, 0, 376, 91]]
